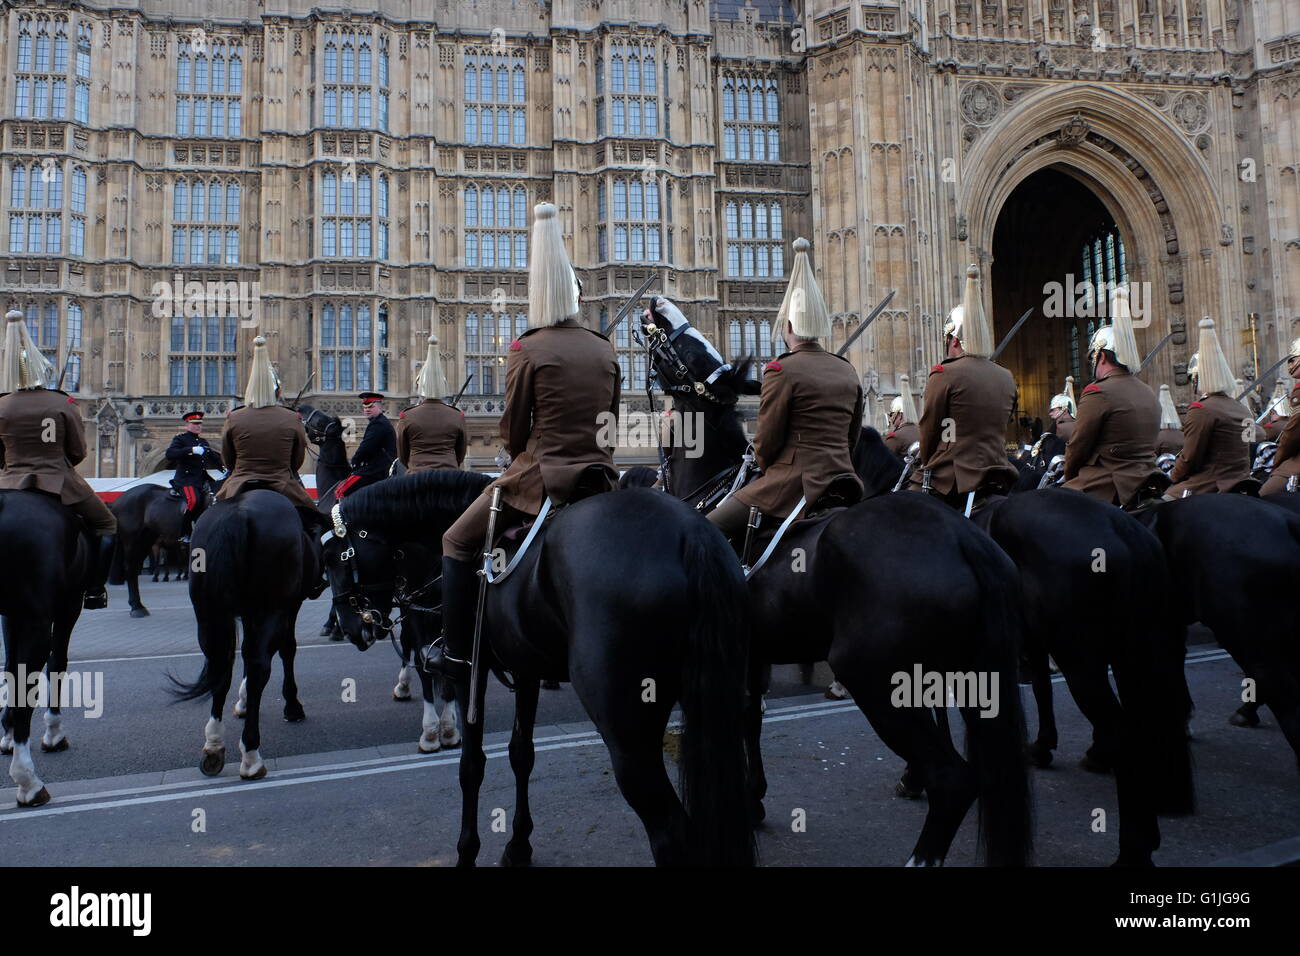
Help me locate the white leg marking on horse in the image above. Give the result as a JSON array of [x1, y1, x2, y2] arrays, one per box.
[[9, 742, 45, 804], [394, 665, 413, 701], [203, 716, 223, 752], [239, 740, 266, 779], [0, 729, 11, 755], [233, 678, 248, 718], [439, 698, 461, 748], [419, 699, 441, 753], [41, 710, 65, 749]]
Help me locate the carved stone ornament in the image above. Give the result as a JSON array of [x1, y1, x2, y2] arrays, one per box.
[[1171, 92, 1210, 135], [960, 81, 1001, 127], [1057, 113, 1090, 148]]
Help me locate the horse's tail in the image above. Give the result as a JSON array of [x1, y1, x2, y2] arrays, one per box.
[[962, 535, 1034, 867], [677, 524, 756, 866], [1121, 524, 1195, 816]]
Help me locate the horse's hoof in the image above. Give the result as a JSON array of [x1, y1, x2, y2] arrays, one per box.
[[440, 729, 461, 749], [17, 786, 51, 808], [129, 607, 150, 619], [418, 737, 442, 754], [283, 703, 306, 722], [1026, 743, 1054, 768], [825, 682, 848, 700], [0, 740, 12, 756], [1229, 709, 1260, 728], [240, 764, 268, 781], [500, 846, 533, 867], [1079, 752, 1114, 774], [199, 749, 225, 776], [895, 778, 924, 800], [393, 690, 412, 701], [40, 737, 69, 753], [233, 705, 246, 719]]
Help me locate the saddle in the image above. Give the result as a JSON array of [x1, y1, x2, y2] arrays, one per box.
[[742, 478, 861, 578], [486, 465, 614, 584]]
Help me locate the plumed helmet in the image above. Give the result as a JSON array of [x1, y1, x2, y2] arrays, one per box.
[[943, 265, 995, 358], [243, 335, 279, 408], [1049, 375, 1077, 416], [889, 374, 919, 423], [1088, 286, 1142, 372], [1190, 317, 1236, 397], [773, 238, 832, 341], [527, 203, 580, 329], [415, 333, 449, 400], [1268, 378, 1292, 420], [1, 309, 55, 392], [1157, 384, 1182, 430], [1289, 337, 1300, 360]]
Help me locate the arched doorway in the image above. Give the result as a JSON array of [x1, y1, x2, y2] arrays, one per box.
[[991, 167, 1129, 443]]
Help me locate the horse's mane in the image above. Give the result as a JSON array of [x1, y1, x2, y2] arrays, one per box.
[[339, 469, 494, 533], [853, 427, 904, 499]]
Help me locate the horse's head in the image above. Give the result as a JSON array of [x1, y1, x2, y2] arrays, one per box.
[[296, 403, 340, 445], [637, 297, 761, 408], [323, 516, 400, 651]]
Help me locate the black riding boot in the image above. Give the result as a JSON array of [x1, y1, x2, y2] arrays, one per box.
[[419, 556, 477, 680], [296, 507, 329, 600], [83, 535, 116, 610]]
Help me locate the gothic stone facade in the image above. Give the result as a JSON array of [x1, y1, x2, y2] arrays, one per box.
[[1, 0, 1296, 474]]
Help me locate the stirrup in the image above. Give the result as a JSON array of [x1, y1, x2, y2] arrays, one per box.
[[417, 636, 470, 678], [83, 589, 108, 610]]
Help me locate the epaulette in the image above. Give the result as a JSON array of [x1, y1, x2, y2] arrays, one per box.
[[1189, 401, 1204, 409], [1082, 384, 1102, 395], [398, 410, 405, 419], [931, 364, 944, 374], [229, 403, 246, 413], [765, 360, 783, 373], [886, 431, 897, 439]]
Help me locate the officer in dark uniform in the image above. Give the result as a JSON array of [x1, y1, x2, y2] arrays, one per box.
[[165, 410, 224, 542], [335, 391, 397, 498]]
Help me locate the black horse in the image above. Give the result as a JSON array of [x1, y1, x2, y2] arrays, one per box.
[[169, 490, 317, 778], [324, 470, 755, 866], [296, 403, 351, 499], [643, 329, 1032, 866], [1138, 494, 1300, 767], [108, 484, 190, 617], [0, 491, 94, 806]]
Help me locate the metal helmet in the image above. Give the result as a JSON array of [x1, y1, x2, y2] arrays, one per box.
[[1049, 375, 1076, 416], [415, 333, 449, 400], [527, 203, 580, 329], [889, 374, 918, 423], [774, 238, 832, 342], [1087, 286, 1142, 372], [942, 265, 994, 358], [0, 309, 55, 392], [1157, 384, 1182, 430], [243, 336, 279, 408]]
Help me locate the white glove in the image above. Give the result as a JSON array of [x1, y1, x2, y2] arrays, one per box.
[[192, 446, 205, 455]]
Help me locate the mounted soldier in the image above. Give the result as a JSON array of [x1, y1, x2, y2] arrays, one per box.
[[1166, 318, 1253, 498], [1261, 377, 1294, 443], [706, 237, 863, 542], [909, 264, 1018, 510], [1049, 376, 1077, 444], [216, 335, 326, 594], [1154, 384, 1185, 458], [165, 409, 224, 542], [1061, 286, 1160, 508], [334, 391, 397, 498], [425, 202, 621, 677], [1259, 340, 1300, 496], [882, 374, 920, 459], [0, 309, 116, 608], [397, 333, 467, 474]]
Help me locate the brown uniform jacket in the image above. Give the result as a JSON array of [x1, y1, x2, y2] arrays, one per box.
[[883, 422, 920, 459], [1063, 369, 1160, 507], [735, 341, 863, 519], [1263, 392, 1300, 494], [1155, 428, 1185, 457], [489, 318, 621, 514], [397, 399, 467, 473], [0, 388, 97, 505], [216, 404, 316, 510], [1167, 392, 1253, 496], [909, 354, 1018, 496]]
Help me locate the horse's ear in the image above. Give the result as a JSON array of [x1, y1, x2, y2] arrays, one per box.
[[729, 356, 762, 395]]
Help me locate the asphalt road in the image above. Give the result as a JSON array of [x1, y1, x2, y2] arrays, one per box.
[[1, 580, 1297, 866]]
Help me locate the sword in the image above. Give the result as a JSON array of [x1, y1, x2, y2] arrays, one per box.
[[54, 350, 75, 391], [287, 372, 316, 410], [1235, 354, 1293, 401], [467, 486, 503, 726], [1137, 332, 1174, 374], [601, 273, 658, 337], [1256, 391, 1291, 424], [836, 290, 896, 358], [449, 373, 474, 409], [989, 307, 1035, 362]]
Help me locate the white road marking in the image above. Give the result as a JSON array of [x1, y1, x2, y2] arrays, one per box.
[[69, 643, 352, 665], [0, 651, 1240, 822]]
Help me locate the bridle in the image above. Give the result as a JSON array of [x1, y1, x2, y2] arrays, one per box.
[[327, 502, 442, 658], [635, 316, 744, 503]]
